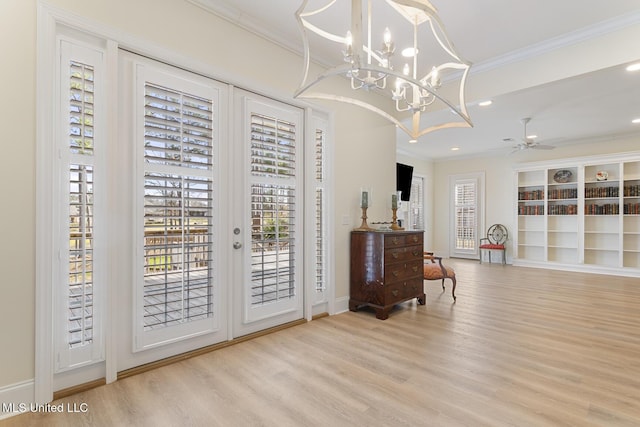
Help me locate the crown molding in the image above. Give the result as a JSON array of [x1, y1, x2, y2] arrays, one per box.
[[185, 0, 332, 68], [471, 9, 640, 76], [187, 0, 640, 77]]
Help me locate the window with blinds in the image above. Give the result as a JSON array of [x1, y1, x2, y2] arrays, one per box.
[[70, 61, 94, 155], [55, 42, 105, 372], [454, 181, 477, 250], [409, 176, 424, 230], [142, 82, 214, 330], [314, 128, 326, 293], [67, 62, 95, 349], [250, 113, 296, 305]]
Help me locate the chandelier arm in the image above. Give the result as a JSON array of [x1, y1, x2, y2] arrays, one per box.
[[298, 92, 417, 139], [363, 46, 385, 65], [295, 0, 312, 96], [382, 68, 471, 123], [427, 16, 464, 62], [298, 0, 338, 18], [456, 66, 472, 124], [414, 121, 472, 140], [293, 63, 358, 98]]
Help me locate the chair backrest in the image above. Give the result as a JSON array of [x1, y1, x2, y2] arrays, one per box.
[[486, 224, 508, 244]]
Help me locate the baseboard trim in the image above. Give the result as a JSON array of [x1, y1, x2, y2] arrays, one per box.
[[53, 378, 106, 401], [118, 318, 307, 380], [334, 296, 350, 314], [0, 379, 35, 420], [1, 316, 318, 420], [312, 312, 329, 320]]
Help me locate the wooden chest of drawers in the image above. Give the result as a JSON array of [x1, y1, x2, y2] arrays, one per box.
[[349, 230, 425, 320]]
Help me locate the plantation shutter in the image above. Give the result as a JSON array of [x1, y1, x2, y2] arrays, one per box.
[[409, 176, 424, 230], [136, 66, 220, 350], [454, 180, 477, 250], [250, 113, 297, 305], [314, 127, 326, 293], [56, 42, 105, 371]]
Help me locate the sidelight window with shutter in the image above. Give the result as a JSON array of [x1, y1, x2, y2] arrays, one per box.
[[409, 176, 424, 230], [55, 41, 105, 371], [313, 125, 328, 295]]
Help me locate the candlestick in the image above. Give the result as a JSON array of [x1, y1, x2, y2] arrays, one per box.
[[391, 207, 404, 230], [391, 193, 398, 209], [354, 206, 374, 231]]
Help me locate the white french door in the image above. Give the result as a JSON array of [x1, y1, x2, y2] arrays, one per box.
[[231, 91, 304, 337], [39, 16, 327, 401], [117, 52, 229, 370], [449, 172, 485, 259], [116, 53, 304, 370]]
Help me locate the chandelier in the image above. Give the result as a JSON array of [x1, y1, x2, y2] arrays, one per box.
[[294, 0, 473, 142]]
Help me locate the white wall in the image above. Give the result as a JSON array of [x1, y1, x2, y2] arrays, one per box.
[[0, 0, 37, 388], [431, 136, 640, 258], [0, 0, 396, 393]]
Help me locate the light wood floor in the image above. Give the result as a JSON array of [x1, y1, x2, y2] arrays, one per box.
[[4, 260, 640, 426]]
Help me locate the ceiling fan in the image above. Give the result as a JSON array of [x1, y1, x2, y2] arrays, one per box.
[[504, 117, 555, 153]]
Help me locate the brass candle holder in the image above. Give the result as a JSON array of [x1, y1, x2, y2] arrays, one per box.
[[391, 207, 404, 230], [354, 206, 374, 231]]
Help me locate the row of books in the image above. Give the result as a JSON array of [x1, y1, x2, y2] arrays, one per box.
[[548, 188, 578, 200], [585, 204, 619, 215], [624, 185, 640, 197], [518, 205, 544, 215], [518, 189, 544, 200], [624, 203, 640, 214], [585, 186, 619, 198], [547, 204, 578, 215], [522, 186, 640, 200], [520, 203, 640, 215]]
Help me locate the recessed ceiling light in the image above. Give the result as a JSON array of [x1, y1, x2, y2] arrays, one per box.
[[409, 139, 417, 143], [478, 100, 492, 107], [451, 147, 459, 151], [632, 118, 640, 124], [401, 47, 418, 58], [626, 63, 640, 72]]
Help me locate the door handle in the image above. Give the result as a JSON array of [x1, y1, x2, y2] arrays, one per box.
[[233, 242, 242, 249]]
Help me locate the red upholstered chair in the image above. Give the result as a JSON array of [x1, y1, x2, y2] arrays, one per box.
[[423, 252, 456, 301], [479, 224, 508, 264]]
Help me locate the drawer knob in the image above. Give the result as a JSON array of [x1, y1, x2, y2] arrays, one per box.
[[392, 271, 399, 277], [391, 290, 399, 296], [412, 265, 418, 272], [392, 252, 399, 259], [392, 237, 399, 245], [412, 251, 421, 257]]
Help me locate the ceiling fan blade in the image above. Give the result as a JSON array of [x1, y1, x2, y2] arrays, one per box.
[[531, 144, 554, 150]]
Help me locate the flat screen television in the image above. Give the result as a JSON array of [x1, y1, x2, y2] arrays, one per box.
[[396, 163, 413, 201]]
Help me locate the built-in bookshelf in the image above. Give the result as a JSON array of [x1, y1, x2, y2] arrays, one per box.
[[514, 153, 640, 276], [623, 161, 640, 269]]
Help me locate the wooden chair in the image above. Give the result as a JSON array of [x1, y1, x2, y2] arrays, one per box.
[[479, 224, 508, 264], [423, 252, 456, 301]]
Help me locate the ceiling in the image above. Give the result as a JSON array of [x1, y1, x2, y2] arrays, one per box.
[[192, 0, 640, 159]]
